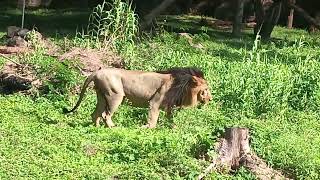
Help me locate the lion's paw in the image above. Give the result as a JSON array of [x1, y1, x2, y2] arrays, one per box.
[[141, 124, 156, 129]]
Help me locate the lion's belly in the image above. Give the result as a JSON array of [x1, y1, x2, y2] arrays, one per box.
[[125, 95, 149, 107], [123, 84, 159, 108], [121, 73, 167, 107]]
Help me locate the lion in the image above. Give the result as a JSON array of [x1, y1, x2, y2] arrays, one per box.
[[63, 67, 212, 128]]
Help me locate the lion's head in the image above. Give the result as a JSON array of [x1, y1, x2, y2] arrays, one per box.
[[159, 67, 212, 109], [190, 76, 212, 105]]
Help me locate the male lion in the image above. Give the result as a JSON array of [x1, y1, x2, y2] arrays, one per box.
[[63, 67, 212, 128]]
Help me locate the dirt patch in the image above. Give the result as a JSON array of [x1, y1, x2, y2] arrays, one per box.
[[58, 47, 124, 75], [0, 60, 42, 94], [83, 144, 99, 157], [0, 27, 124, 94], [199, 18, 256, 30], [0, 46, 29, 54]]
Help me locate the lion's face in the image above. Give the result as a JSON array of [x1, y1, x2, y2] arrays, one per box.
[[191, 76, 212, 105], [198, 86, 212, 104]]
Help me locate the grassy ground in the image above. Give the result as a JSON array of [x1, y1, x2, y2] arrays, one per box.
[[1, 8, 320, 179]]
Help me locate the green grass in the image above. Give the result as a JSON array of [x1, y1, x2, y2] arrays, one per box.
[[1, 7, 320, 179]]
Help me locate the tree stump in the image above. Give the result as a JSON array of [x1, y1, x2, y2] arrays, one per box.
[[198, 127, 290, 180]]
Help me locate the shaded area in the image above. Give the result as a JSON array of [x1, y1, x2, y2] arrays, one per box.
[[0, 8, 90, 38], [157, 15, 255, 48]]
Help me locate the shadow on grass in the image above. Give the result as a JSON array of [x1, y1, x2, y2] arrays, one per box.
[[0, 8, 90, 39], [157, 15, 256, 49], [157, 15, 319, 65]]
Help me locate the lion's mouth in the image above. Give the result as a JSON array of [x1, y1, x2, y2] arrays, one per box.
[[197, 102, 206, 109], [200, 99, 208, 104]]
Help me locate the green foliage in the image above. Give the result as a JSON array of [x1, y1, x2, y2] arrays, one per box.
[[22, 49, 82, 96], [1, 12, 320, 179], [85, 0, 138, 48]]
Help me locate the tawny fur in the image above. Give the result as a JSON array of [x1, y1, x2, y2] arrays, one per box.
[[63, 67, 212, 128]]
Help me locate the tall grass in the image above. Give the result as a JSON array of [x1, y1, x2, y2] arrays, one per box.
[[84, 0, 138, 49]]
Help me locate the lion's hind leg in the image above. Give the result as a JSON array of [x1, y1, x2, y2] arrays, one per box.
[[91, 90, 106, 127], [103, 94, 123, 128]]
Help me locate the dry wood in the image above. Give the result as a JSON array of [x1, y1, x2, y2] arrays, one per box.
[[198, 127, 291, 180], [241, 153, 288, 180]]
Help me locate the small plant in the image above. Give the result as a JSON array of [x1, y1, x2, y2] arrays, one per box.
[[25, 29, 45, 51], [86, 0, 138, 49]]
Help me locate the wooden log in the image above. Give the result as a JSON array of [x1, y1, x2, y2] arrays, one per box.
[[198, 127, 291, 180], [0, 59, 42, 94], [215, 128, 250, 170]]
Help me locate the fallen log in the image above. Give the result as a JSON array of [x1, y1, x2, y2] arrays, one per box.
[[198, 127, 291, 180]]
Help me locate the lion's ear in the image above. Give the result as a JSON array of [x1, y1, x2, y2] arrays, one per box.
[[191, 76, 201, 86]]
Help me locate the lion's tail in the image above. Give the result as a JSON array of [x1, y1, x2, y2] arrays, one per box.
[[63, 72, 96, 114]]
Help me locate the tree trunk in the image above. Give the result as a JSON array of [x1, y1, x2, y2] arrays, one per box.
[[198, 127, 291, 180], [288, 2, 320, 30], [287, 0, 295, 29], [254, 0, 282, 39], [18, 0, 42, 8], [287, 9, 294, 29], [141, 0, 176, 30], [232, 0, 245, 37]]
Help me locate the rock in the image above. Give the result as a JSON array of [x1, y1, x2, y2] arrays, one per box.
[[17, 29, 30, 38], [7, 36, 27, 47], [7, 26, 21, 38]]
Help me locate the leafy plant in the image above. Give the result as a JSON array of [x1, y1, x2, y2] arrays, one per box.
[[86, 0, 138, 48]]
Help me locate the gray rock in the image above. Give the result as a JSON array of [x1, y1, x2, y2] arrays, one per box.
[[17, 29, 30, 38], [7, 26, 21, 38], [7, 36, 27, 47]]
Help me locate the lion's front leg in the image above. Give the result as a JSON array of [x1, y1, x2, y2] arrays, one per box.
[[143, 86, 166, 129], [165, 108, 176, 129], [143, 107, 161, 128]]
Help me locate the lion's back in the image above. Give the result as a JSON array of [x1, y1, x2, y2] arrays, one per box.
[[93, 68, 171, 107]]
